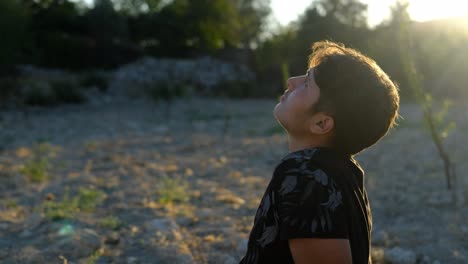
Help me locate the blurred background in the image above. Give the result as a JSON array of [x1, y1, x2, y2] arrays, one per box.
[[0, 0, 467, 263], [1, 0, 468, 101]]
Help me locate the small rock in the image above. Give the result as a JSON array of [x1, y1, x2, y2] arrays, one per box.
[[197, 208, 213, 220], [22, 212, 43, 231], [372, 230, 389, 246], [419, 255, 431, 264], [237, 239, 248, 255], [94, 256, 113, 264], [47, 228, 101, 259], [371, 247, 385, 262], [427, 191, 452, 207], [19, 229, 33, 238], [223, 255, 238, 264], [104, 232, 120, 245], [145, 218, 178, 238], [126, 256, 138, 264], [176, 216, 196, 226], [385, 247, 417, 264]]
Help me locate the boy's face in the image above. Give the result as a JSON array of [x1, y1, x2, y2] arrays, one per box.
[[273, 68, 321, 136]]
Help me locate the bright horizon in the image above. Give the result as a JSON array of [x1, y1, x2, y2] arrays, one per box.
[[76, 0, 468, 27], [272, 0, 468, 27]]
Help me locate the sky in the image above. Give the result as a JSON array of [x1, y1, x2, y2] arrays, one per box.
[[77, 0, 468, 27], [272, 0, 468, 27]]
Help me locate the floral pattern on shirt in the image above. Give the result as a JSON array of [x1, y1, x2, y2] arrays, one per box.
[[240, 148, 351, 264]]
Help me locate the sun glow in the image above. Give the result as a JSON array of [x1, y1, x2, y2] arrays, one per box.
[[407, 0, 468, 22]]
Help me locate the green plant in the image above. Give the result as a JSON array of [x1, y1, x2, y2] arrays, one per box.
[[50, 79, 87, 104], [43, 187, 106, 220], [19, 158, 50, 182], [0, 198, 18, 209], [100, 216, 123, 230], [156, 175, 189, 204], [396, 2, 457, 191], [0, 77, 20, 106], [147, 80, 186, 101], [80, 72, 108, 92], [19, 142, 57, 182], [84, 140, 98, 152], [147, 80, 186, 121], [77, 188, 106, 211], [87, 249, 102, 264], [22, 80, 57, 106], [22, 79, 87, 106]]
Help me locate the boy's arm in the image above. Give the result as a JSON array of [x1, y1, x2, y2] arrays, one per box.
[[288, 238, 352, 264]]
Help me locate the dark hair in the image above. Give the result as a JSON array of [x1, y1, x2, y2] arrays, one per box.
[[308, 40, 400, 157]]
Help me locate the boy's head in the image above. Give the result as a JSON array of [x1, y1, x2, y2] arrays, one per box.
[[273, 40, 400, 157]]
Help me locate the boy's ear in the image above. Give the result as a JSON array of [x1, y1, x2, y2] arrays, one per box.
[[309, 112, 334, 135]]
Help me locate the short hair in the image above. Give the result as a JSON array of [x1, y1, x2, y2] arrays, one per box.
[[308, 40, 400, 157]]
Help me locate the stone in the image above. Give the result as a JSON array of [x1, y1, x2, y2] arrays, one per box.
[[104, 232, 120, 245], [372, 230, 390, 246], [384, 247, 417, 264], [223, 254, 238, 264], [109, 56, 254, 97], [46, 228, 101, 259], [237, 239, 248, 255], [144, 218, 178, 237], [126, 256, 138, 264]]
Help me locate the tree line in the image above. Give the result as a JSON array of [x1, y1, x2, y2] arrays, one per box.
[[1, 0, 467, 99]]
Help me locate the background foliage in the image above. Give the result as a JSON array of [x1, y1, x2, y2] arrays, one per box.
[[1, 0, 467, 99]]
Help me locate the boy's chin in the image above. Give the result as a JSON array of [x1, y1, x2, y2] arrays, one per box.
[[272, 109, 287, 129]]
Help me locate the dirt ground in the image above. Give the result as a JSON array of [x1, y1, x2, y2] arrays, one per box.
[[0, 97, 467, 263]]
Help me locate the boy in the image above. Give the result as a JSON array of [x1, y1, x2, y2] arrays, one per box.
[[239, 41, 400, 264]]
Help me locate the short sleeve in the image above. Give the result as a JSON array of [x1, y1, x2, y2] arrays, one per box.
[[273, 159, 349, 240]]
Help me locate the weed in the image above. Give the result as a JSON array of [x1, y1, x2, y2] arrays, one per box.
[[18, 142, 58, 182], [22, 80, 57, 106], [19, 158, 49, 182], [22, 79, 86, 106], [84, 141, 98, 152], [99, 216, 123, 230], [43, 187, 106, 220], [156, 175, 189, 204], [0, 198, 18, 209], [79, 72, 108, 92], [50, 79, 86, 104], [87, 249, 102, 264]]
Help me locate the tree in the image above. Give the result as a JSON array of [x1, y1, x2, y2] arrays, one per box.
[[86, 0, 129, 41], [0, 0, 30, 70], [315, 0, 368, 28]]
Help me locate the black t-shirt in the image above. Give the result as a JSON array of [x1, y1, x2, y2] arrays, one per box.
[[239, 147, 372, 264]]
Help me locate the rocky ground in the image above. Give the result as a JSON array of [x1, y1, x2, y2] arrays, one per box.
[[0, 96, 467, 264]]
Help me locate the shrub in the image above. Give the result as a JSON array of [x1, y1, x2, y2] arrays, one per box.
[[156, 175, 189, 204], [79, 72, 108, 92], [19, 158, 50, 182], [21, 78, 87, 106], [0, 77, 21, 107], [146, 80, 186, 102], [100, 216, 123, 230], [19, 142, 56, 182], [50, 79, 87, 104], [43, 187, 106, 220], [22, 81, 57, 106]]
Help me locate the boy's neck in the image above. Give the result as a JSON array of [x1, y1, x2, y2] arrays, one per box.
[[288, 135, 327, 153]]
